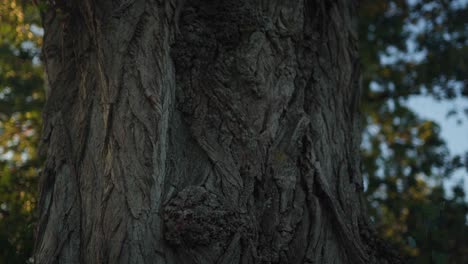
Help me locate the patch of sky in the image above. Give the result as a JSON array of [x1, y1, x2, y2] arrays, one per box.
[[407, 94, 468, 198], [372, 0, 468, 198], [30, 24, 44, 37]]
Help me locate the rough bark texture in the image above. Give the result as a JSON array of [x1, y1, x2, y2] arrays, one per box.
[[35, 0, 402, 263]]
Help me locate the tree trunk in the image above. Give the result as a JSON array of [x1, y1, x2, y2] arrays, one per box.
[[35, 0, 401, 263]]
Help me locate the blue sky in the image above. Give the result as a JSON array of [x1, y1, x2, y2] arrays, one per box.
[[382, 0, 468, 197], [408, 95, 468, 197]]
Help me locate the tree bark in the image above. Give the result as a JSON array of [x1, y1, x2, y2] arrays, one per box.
[[35, 0, 401, 263]]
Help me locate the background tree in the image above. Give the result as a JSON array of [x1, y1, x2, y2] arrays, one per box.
[[360, 0, 468, 263], [0, 1, 44, 263]]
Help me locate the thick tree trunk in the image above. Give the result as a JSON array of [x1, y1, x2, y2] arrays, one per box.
[[35, 0, 400, 263]]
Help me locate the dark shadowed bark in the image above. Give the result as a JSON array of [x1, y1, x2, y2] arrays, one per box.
[[35, 0, 402, 263]]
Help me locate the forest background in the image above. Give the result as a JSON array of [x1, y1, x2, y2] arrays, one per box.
[[0, 0, 467, 263]]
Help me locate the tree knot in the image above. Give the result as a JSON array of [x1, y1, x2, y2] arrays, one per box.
[[163, 186, 253, 247]]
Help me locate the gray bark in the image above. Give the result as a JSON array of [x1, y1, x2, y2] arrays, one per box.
[[35, 0, 401, 263]]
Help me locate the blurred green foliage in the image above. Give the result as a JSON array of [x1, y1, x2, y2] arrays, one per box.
[[0, 0, 467, 263], [0, 0, 44, 263], [360, 0, 468, 263]]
